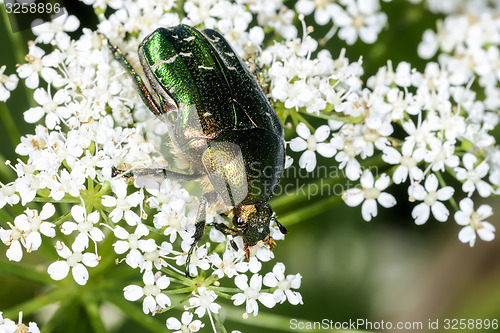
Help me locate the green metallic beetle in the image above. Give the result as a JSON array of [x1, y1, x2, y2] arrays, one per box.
[[106, 24, 288, 277]]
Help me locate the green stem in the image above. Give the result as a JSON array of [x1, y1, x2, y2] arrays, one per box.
[[51, 211, 72, 226], [435, 171, 459, 211], [165, 286, 193, 295], [0, 206, 15, 222], [279, 195, 343, 228], [30, 196, 80, 203], [0, 153, 15, 181], [213, 312, 228, 333], [0, 260, 54, 284], [0, 100, 22, 147], [82, 295, 107, 333]]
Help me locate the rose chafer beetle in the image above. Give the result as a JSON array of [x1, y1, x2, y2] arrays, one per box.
[[106, 24, 288, 277]]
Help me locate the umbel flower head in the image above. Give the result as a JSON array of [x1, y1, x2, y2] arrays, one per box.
[[1, 0, 500, 332]]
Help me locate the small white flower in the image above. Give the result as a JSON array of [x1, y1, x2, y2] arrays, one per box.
[[23, 88, 71, 129], [343, 171, 396, 221], [113, 223, 155, 269], [263, 262, 303, 305], [166, 312, 204, 333], [418, 29, 439, 59], [188, 286, 220, 318], [0, 65, 19, 101], [209, 248, 248, 278], [0, 203, 55, 261], [123, 270, 171, 314], [47, 241, 99, 285], [295, 0, 335, 25], [455, 153, 493, 197], [409, 174, 455, 225], [0, 184, 20, 209], [382, 140, 425, 184], [61, 205, 103, 251], [32, 13, 80, 45], [424, 140, 459, 172], [289, 123, 336, 172], [141, 241, 173, 272], [332, 0, 387, 45], [180, 241, 210, 277], [102, 182, 144, 225], [454, 198, 495, 247], [231, 274, 276, 316]]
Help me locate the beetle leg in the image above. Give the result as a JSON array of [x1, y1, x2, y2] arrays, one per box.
[[185, 191, 218, 278], [244, 244, 251, 260], [113, 166, 202, 182], [103, 35, 164, 118], [265, 235, 276, 251], [207, 221, 239, 236]]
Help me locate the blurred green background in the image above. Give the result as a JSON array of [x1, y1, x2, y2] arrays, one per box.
[[1, 1, 500, 332]]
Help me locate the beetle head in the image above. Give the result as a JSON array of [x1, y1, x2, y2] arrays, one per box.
[[232, 203, 288, 258]]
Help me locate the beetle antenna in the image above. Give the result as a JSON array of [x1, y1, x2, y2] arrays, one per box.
[[274, 217, 288, 235]]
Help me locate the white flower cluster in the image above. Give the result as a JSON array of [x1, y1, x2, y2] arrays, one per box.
[[263, 2, 499, 245], [296, 0, 387, 45], [0, 0, 305, 331]]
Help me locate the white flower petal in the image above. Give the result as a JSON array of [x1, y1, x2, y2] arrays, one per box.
[[437, 186, 454, 201], [249, 274, 262, 290], [412, 203, 430, 225], [82, 253, 99, 267], [263, 273, 278, 288], [142, 295, 156, 314], [316, 142, 336, 157], [142, 270, 155, 285], [166, 317, 181, 330], [72, 263, 89, 285], [314, 125, 330, 142], [378, 192, 396, 208], [361, 199, 377, 221], [458, 226, 476, 246], [234, 274, 249, 290], [424, 174, 439, 192], [289, 137, 307, 152], [113, 240, 130, 254], [477, 204, 493, 218], [360, 170, 374, 188], [6, 240, 23, 262], [431, 201, 449, 222], [258, 293, 276, 308], [295, 123, 311, 139], [299, 150, 316, 172], [124, 285, 144, 301], [61, 221, 78, 235], [48, 261, 70, 280], [156, 275, 170, 289], [231, 293, 246, 306], [156, 293, 171, 308], [477, 222, 495, 242], [343, 189, 364, 207]]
